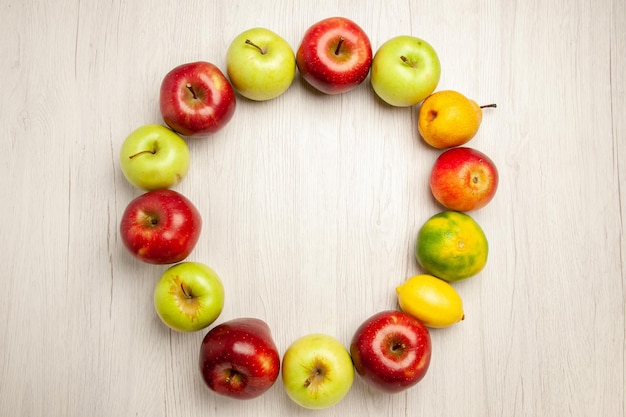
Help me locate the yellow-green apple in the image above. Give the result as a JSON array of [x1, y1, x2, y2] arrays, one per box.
[[154, 262, 224, 332], [159, 61, 236, 137], [350, 310, 431, 393], [430, 147, 499, 211], [296, 17, 372, 95], [119, 124, 190, 190], [281, 333, 354, 409], [370, 36, 440, 107], [119, 189, 201, 264], [199, 318, 280, 399], [226, 28, 296, 101]]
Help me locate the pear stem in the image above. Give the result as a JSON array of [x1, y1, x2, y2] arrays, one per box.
[[245, 39, 266, 55], [334, 37, 345, 55], [480, 103, 497, 109]]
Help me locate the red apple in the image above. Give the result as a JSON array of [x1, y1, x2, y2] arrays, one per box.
[[159, 61, 236, 137], [296, 17, 372, 95], [350, 310, 431, 394], [119, 189, 201, 264], [199, 318, 281, 400], [429, 147, 499, 212]]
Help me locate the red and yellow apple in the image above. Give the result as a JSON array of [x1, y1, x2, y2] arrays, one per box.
[[119, 189, 202, 264], [199, 318, 280, 399], [296, 17, 372, 95], [429, 147, 499, 212], [159, 61, 236, 137], [350, 310, 431, 393]]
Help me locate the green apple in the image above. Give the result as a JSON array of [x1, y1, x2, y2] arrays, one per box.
[[370, 35, 440, 107], [119, 124, 190, 190], [153, 262, 224, 332], [226, 27, 296, 101], [281, 333, 354, 409]]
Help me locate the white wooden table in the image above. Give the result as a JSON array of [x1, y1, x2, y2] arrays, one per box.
[[1, 1, 624, 416]]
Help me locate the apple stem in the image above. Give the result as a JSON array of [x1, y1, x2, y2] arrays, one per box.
[[304, 369, 322, 388], [334, 37, 345, 55], [186, 83, 198, 100], [180, 283, 192, 299], [480, 103, 497, 109], [225, 369, 240, 384], [400, 55, 416, 68], [392, 342, 405, 351], [128, 144, 157, 159], [245, 39, 266, 55]]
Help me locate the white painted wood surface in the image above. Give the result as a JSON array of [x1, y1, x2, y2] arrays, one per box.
[[1, 1, 624, 416]]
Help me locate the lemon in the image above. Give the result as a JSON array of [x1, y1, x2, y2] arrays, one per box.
[[396, 274, 464, 328], [415, 211, 488, 281]]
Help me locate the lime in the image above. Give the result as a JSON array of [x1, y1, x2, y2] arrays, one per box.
[[415, 211, 488, 281], [396, 274, 464, 328]]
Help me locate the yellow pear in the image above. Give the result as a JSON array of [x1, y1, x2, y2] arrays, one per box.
[[418, 90, 496, 149]]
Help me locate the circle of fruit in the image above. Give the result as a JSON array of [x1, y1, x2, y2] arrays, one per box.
[[117, 17, 498, 408]]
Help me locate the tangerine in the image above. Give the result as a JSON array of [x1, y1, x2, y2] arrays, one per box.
[[415, 211, 488, 281]]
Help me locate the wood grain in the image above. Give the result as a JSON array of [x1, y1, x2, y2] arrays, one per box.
[[0, 0, 624, 416]]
